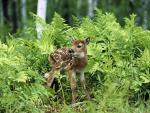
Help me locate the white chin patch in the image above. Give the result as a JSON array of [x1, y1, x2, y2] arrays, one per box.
[[74, 52, 85, 58], [79, 52, 85, 58]]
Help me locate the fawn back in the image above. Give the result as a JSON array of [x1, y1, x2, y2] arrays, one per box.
[[48, 47, 74, 69]]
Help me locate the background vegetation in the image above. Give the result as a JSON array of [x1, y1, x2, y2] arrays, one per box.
[[0, 0, 150, 113], [0, 0, 150, 38]]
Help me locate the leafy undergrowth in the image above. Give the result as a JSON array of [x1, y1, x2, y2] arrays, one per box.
[[0, 10, 150, 113]]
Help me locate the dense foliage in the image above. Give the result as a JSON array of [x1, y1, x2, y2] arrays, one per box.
[[0, 10, 150, 113]]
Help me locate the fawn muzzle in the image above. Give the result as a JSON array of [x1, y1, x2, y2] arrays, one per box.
[[68, 48, 79, 57], [68, 48, 74, 54]]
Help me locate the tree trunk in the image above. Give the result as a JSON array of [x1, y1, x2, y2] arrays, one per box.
[[0, 0, 3, 25], [2, 0, 9, 24], [93, 0, 97, 11], [12, 0, 18, 33], [87, 0, 97, 17], [21, 0, 27, 28], [36, 0, 47, 38], [88, 0, 93, 17], [63, 0, 70, 24], [77, 0, 81, 18], [141, 0, 149, 29], [129, 0, 135, 13]]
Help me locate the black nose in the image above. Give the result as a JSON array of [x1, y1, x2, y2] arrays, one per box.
[[77, 45, 81, 48], [68, 49, 74, 53]]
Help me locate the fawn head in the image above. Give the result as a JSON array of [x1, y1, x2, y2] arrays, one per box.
[[70, 37, 90, 58]]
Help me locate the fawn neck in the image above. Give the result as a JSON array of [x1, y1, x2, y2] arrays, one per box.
[[71, 39, 88, 70]]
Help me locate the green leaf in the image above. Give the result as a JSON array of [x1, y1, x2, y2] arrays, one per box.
[[140, 75, 150, 83], [16, 71, 28, 82], [140, 48, 150, 67]]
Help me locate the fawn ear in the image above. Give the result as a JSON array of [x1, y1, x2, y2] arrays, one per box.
[[69, 36, 76, 43], [85, 37, 90, 45]]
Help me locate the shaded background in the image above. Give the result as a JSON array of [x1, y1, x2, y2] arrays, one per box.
[[0, 0, 150, 37], [0, 1, 150, 112]]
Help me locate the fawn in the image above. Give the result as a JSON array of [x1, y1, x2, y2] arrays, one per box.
[[45, 37, 90, 104]]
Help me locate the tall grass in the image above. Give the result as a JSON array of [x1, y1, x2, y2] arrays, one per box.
[[0, 10, 150, 113]]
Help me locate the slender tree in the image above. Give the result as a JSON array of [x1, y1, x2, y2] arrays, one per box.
[[141, 0, 149, 29], [77, 0, 82, 18], [21, 0, 27, 28], [93, 0, 97, 11], [88, 0, 93, 17], [0, 0, 3, 25], [63, 0, 70, 23], [12, 0, 18, 33], [36, 0, 47, 38], [87, 0, 97, 17], [2, 0, 9, 24]]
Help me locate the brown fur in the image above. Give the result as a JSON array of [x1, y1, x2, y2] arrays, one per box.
[[45, 37, 90, 104], [48, 47, 74, 69]]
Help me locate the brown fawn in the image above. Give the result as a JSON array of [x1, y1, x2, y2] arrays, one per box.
[[44, 37, 90, 104]]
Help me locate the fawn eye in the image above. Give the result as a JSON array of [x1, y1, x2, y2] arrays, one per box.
[[77, 45, 81, 48]]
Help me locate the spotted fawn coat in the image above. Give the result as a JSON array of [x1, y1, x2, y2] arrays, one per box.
[[45, 37, 90, 104]]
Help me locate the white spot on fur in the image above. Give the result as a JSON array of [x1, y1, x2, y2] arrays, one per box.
[[57, 49, 66, 55], [57, 49, 63, 53]]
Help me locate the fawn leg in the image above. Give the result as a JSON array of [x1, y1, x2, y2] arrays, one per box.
[[64, 62, 73, 70], [67, 70, 77, 104], [64, 57, 74, 70], [45, 67, 56, 87], [45, 62, 62, 87], [80, 71, 91, 100]]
